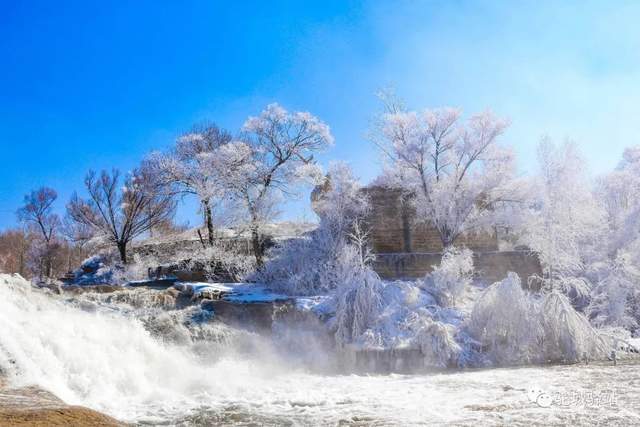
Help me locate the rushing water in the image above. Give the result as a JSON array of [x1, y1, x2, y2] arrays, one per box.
[[1, 274, 639, 426]]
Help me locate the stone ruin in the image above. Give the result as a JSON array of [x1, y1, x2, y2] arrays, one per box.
[[362, 185, 499, 253], [313, 182, 542, 285]]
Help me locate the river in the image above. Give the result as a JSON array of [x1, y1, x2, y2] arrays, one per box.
[[1, 274, 638, 426]]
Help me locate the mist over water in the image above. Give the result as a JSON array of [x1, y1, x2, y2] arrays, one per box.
[[1, 275, 639, 426], [0, 275, 346, 424]]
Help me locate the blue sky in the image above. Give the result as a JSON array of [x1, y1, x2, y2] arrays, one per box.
[[2, 0, 640, 230]]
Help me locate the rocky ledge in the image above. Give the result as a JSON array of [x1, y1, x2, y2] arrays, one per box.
[[0, 382, 125, 427]]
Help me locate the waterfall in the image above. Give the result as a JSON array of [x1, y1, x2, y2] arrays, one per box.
[[0, 274, 279, 422], [2, 273, 639, 426]]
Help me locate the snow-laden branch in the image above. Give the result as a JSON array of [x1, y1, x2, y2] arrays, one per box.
[[376, 103, 519, 248]]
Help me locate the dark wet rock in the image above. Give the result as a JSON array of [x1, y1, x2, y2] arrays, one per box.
[[35, 282, 62, 295], [126, 277, 177, 289], [61, 285, 125, 294], [352, 348, 432, 374], [195, 287, 226, 300], [202, 299, 294, 332]]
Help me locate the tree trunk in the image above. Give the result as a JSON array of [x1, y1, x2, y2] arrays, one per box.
[[44, 256, 52, 278], [18, 250, 24, 277], [117, 241, 128, 264], [440, 227, 455, 250], [43, 242, 53, 278], [251, 227, 263, 268], [203, 199, 215, 246]]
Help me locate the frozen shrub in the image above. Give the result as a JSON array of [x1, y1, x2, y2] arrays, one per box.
[[542, 292, 608, 362], [258, 162, 370, 295], [180, 244, 255, 282], [330, 254, 465, 367], [127, 241, 255, 283], [333, 247, 384, 349], [468, 272, 608, 365], [424, 247, 473, 306], [257, 231, 341, 295], [587, 255, 639, 331], [409, 313, 462, 368], [467, 273, 541, 365]]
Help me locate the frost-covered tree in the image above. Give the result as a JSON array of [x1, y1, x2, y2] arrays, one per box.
[[587, 146, 640, 329], [259, 162, 370, 294], [596, 146, 640, 253], [376, 102, 518, 248], [587, 253, 639, 330], [313, 161, 371, 249], [136, 158, 190, 240], [424, 247, 473, 307], [235, 103, 333, 266], [333, 246, 384, 349], [67, 168, 176, 263], [149, 123, 245, 246], [17, 187, 61, 278], [522, 138, 606, 296]]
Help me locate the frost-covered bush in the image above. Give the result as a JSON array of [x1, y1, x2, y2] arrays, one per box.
[[333, 246, 384, 348], [467, 273, 607, 365], [325, 250, 467, 368], [408, 312, 462, 367], [127, 240, 255, 283], [423, 247, 473, 306], [587, 255, 639, 330], [257, 231, 339, 295], [467, 273, 541, 365], [329, 279, 466, 368], [541, 292, 608, 362], [209, 245, 255, 281], [258, 162, 370, 295], [171, 243, 255, 282]]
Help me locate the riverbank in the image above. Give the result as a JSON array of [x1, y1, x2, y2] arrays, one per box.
[[0, 383, 125, 427]]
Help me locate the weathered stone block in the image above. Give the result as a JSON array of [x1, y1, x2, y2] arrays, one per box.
[[362, 185, 499, 253], [373, 250, 542, 285]]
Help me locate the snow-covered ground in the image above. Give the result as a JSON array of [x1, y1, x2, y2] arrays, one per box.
[[137, 221, 318, 246]]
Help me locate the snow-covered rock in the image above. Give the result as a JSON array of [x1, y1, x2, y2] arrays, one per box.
[[173, 282, 290, 303], [70, 255, 123, 286]]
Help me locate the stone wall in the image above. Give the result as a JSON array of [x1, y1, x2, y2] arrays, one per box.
[[362, 186, 499, 253], [373, 250, 542, 286], [314, 183, 540, 284]]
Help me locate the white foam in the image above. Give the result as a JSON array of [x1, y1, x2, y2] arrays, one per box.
[[1, 273, 638, 425]]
